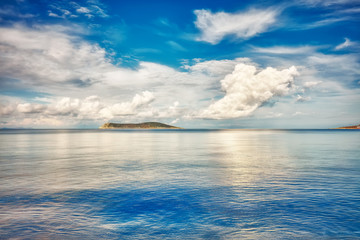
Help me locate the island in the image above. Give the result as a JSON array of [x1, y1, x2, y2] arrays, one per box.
[[336, 124, 360, 129], [99, 122, 182, 129]]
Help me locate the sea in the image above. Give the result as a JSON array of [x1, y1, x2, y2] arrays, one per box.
[[0, 129, 359, 239]]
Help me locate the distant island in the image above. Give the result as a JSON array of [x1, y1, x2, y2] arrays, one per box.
[[336, 124, 360, 129], [99, 122, 182, 129]]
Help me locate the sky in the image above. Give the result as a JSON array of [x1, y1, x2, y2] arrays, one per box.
[[0, 0, 359, 129]]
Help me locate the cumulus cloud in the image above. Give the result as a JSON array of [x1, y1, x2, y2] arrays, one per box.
[[3, 91, 156, 125], [197, 63, 299, 119], [17, 103, 47, 113], [48, 95, 102, 117], [194, 8, 278, 44], [0, 103, 15, 116], [99, 91, 155, 118]]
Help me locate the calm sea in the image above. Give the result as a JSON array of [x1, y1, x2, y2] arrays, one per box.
[[0, 129, 359, 239]]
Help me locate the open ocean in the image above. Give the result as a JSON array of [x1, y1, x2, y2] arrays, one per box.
[[0, 129, 359, 239]]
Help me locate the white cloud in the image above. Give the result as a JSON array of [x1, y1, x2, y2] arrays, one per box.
[[0, 6, 35, 18], [7, 91, 156, 123], [264, 112, 284, 118], [100, 91, 155, 118], [166, 41, 186, 51], [194, 8, 278, 44], [335, 38, 354, 50], [48, 11, 62, 18], [183, 58, 252, 76], [290, 15, 353, 30], [296, 95, 311, 102], [48, 2, 108, 19], [18, 117, 63, 127], [253, 46, 315, 55], [0, 24, 109, 89], [292, 111, 307, 116], [90, 5, 108, 18], [17, 103, 46, 113], [300, 0, 360, 6], [76, 7, 91, 14], [170, 118, 179, 125], [303, 81, 322, 88], [0, 24, 259, 127], [0, 103, 15, 116], [0, 24, 214, 105], [308, 53, 360, 80], [1, 23, 358, 128], [197, 63, 299, 119]]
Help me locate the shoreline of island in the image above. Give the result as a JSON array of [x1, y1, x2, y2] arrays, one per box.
[[334, 124, 360, 129]]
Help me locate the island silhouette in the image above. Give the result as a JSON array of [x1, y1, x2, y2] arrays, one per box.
[[99, 122, 181, 129]]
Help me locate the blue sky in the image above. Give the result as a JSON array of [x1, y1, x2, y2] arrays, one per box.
[[0, 0, 359, 128]]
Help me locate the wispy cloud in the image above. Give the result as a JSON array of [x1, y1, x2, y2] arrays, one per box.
[[194, 8, 279, 44], [303, 16, 351, 29], [303, 81, 322, 88], [335, 38, 355, 50], [299, 0, 360, 7], [252, 46, 316, 54], [0, 6, 35, 18], [296, 95, 311, 102], [166, 41, 187, 52]]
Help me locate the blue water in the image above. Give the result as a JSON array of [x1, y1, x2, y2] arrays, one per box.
[[0, 129, 359, 239]]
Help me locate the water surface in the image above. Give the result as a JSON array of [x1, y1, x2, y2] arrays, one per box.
[[0, 129, 359, 239]]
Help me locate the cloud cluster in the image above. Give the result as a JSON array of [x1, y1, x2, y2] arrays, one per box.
[[3, 21, 358, 128], [3, 91, 155, 120], [0, 23, 313, 127], [48, 0, 108, 19], [198, 64, 299, 119], [194, 8, 278, 44], [0, 24, 226, 102]]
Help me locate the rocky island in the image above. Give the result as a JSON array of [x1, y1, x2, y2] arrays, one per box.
[[336, 124, 360, 129], [99, 122, 182, 129]]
